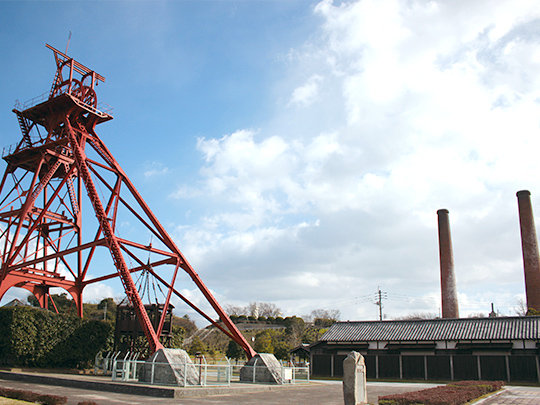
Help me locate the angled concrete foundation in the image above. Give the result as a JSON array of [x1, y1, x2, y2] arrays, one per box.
[[240, 353, 283, 384], [138, 348, 199, 386]]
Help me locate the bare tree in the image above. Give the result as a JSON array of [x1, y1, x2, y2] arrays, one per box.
[[226, 302, 282, 318], [468, 313, 487, 318], [309, 309, 341, 322], [246, 302, 258, 317], [258, 302, 282, 317], [514, 298, 527, 316], [224, 304, 247, 317], [245, 302, 282, 318], [396, 312, 438, 320]]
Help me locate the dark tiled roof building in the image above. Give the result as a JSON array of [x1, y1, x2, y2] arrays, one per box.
[[309, 317, 540, 382]]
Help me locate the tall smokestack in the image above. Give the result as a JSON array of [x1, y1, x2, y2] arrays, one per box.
[[437, 209, 459, 318], [516, 190, 540, 313]]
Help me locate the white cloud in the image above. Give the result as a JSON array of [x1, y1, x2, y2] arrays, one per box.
[[144, 161, 169, 178], [83, 283, 117, 303], [154, 0, 540, 322], [288, 74, 323, 107], [1, 0, 534, 325]]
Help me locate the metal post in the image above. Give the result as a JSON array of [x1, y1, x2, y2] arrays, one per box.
[[151, 355, 156, 385]]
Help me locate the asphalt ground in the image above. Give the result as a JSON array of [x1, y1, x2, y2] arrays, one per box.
[[0, 371, 539, 404]]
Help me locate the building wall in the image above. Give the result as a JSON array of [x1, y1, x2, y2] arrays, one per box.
[[310, 342, 540, 382]]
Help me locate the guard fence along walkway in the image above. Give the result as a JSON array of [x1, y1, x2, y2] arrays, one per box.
[[95, 352, 310, 387]]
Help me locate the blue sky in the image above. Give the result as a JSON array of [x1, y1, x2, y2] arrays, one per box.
[[2, 0, 540, 324]]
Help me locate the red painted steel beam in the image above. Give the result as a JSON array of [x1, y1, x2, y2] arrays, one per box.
[[6, 238, 107, 272], [64, 118, 163, 353], [84, 126, 256, 358], [0, 45, 257, 360]]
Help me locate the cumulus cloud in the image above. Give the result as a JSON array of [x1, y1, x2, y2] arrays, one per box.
[[144, 161, 169, 178], [172, 0, 540, 321], [288, 74, 323, 107]]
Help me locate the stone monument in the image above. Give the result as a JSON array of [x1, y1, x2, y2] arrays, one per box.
[[342, 351, 367, 405], [240, 353, 283, 383], [138, 348, 199, 386]]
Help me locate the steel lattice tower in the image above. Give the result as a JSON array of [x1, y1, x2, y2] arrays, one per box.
[[0, 44, 255, 358]]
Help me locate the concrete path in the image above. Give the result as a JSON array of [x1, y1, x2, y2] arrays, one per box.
[[0, 371, 539, 404], [0, 372, 438, 405], [476, 386, 540, 404]]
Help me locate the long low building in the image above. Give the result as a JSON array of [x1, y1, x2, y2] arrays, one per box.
[[309, 316, 540, 382]]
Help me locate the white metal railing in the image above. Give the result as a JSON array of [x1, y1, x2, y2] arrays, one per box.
[[111, 358, 232, 387], [14, 93, 49, 111], [107, 356, 309, 387], [13, 92, 114, 117], [230, 363, 310, 385], [94, 351, 124, 375]]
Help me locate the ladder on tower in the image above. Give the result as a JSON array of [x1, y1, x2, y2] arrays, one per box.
[[14, 110, 33, 148]]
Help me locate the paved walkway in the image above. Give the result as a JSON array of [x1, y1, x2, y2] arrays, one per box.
[[0, 371, 539, 404], [476, 386, 540, 404]]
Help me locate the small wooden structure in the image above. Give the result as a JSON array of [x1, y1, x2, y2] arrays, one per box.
[[115, 303, 173, 352]]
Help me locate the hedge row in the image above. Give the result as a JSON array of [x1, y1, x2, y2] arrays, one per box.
[[0, 306, 111, 368], [379, 380, 505, 405], [0, 387, 100, 405], [0, 387, 67, 405]]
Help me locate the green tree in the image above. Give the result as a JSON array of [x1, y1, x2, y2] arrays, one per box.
[[313, 318, 335, 328], [302, 326, 324, 344], [226, 340, 246, 361], [170, 325, 186, 348], [254, 331, 274, 354], [284, 316, 305, 346], [173, 314, 197, 336], [28, 293, 76, 316], [273, 341, 291, 361], [94, 298, 117, 321], [188, 336, 207, 355]]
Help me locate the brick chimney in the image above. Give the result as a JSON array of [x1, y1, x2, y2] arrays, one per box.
[[516, 190, 540, 313], [437, 209, 459, 318]]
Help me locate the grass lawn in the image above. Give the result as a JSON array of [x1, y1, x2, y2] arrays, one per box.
[[0, 398, 34, 405]]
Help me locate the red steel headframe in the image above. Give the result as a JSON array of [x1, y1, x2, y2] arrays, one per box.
[[0, 44, 256, 358]]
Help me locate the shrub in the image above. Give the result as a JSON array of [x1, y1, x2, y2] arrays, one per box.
[[0, 306, 111, 368], [0, 387, 67, 405], [378, 380, 504, 405]]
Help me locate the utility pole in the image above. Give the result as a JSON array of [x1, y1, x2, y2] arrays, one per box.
[[374, 287, 387, 321]]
